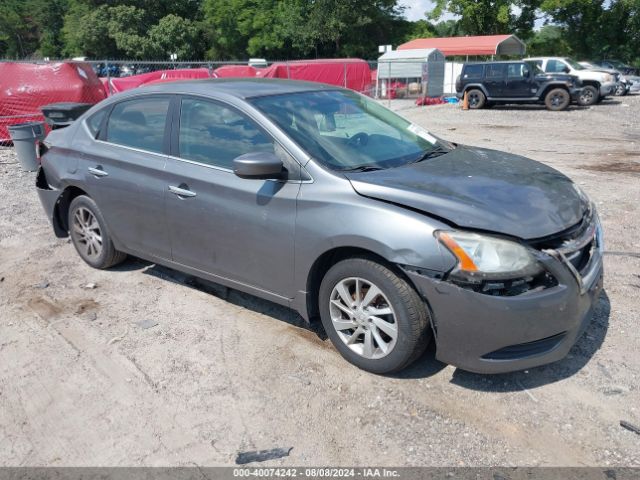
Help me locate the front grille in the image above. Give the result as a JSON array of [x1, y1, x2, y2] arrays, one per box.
[[529, 209, 602, 293], [482, 332, 567, 360]]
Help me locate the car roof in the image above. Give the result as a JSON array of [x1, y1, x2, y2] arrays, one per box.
[[464, 60, 526, 65], [134, 78, 337, 99]]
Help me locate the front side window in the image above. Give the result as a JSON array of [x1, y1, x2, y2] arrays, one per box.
[[106, 97, 170, 153], [546, 59, 568, 73], [250, 90, 443, 171], [178, 98, 274, 169], [564, 58, 584, 70]]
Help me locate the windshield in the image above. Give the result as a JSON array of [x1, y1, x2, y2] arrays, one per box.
[[250, 90, 444, 171], [565, 58, 585, 70]]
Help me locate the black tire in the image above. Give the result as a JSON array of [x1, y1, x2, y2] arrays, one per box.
[[68, 195, 126, 269], [544, 88, 570, 111], [466, 89, 486, 109], [318, 257, 431, 374], [615, 84, 628, 96], [578, 85, 599, 106]]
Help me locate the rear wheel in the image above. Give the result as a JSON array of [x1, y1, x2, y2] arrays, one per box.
[[319, 257, 431, 374], [68, 195, 126, 269], [466, 89, 486, 109], [578, 85, 599, 106], [544, 88, 570, 111]]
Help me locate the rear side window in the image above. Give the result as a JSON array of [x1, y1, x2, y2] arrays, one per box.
[[86, 109, 107, 137], [486, 64, 506, 79], [463, 65, 483, 79], [507, 63, 529, 78], [106, 97, 170, 153], [178, 97, 274, 169]]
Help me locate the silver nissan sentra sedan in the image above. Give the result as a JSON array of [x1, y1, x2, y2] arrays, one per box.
[[36, 79, 604, 374]]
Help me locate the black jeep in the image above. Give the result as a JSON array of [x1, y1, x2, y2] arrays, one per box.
[[455, 61, 582, 111]]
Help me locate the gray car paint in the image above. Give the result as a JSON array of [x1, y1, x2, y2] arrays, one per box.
[[345, 145, 588, 240], [36, 79, 603, 373]]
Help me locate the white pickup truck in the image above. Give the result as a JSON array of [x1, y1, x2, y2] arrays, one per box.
[[524, 57, 617, 105]]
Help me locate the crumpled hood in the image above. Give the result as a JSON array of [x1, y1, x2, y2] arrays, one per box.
[[345, 146, 588, 240]]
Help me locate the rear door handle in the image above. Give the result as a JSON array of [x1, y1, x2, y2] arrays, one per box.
[[88, 166, 108, 177], [168, 185, 197, 198]]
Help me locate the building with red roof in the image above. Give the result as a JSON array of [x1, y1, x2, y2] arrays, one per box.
[[398, 35, 526, 57]]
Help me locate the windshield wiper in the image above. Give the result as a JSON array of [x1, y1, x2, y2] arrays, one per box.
[[411, 145, 450, 164], [339, 165, 384, 172]]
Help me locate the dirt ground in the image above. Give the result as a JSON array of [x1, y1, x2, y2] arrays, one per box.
[[1, 95, 639, 467]]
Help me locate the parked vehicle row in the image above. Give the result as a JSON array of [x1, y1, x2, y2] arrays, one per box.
[[456, 56, 634, 111]]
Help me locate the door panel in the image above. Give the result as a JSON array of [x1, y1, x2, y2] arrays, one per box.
[[484, 64, 507, 97], [506, 63, 534, 97], [164, 96, 300, 298], [82, 96, 172, 258], [83, 145, 170, 258], [164, 161, 300, 297]]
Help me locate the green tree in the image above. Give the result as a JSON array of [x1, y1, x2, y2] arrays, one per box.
[[526, 24, 571, 56], [149, 14, 202, 59], [428, 0, 542, 38], [539, 0, 605, 59]]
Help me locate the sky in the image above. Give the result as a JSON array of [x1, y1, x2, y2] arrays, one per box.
[[400, 0, 440, 22], [399, 0, 545, 29]]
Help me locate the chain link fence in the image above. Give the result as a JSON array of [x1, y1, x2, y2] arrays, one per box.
[[1, 58, 462, 141]]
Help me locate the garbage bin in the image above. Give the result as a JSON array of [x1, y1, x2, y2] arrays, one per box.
[[7, 121, 46, 172], [41, 102, 93, 130]]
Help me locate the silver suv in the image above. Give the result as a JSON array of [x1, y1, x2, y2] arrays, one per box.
[[525, 57, 617, 105]]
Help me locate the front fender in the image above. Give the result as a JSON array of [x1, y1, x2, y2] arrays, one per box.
[[291, 176, 458, 319]]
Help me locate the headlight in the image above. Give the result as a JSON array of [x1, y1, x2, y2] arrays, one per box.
[[604, 74, 613, 82], [436, 230, 543, 282]]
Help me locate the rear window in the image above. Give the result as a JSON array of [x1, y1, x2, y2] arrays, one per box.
[[463, 65, 483, 79], [106, 97, 171, 153]]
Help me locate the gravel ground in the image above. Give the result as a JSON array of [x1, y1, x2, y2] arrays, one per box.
[[1, 95, 639, 467]]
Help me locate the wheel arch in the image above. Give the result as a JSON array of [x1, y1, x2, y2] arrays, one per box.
[[581, 79, 601, 89], [52, 184, 90, 238], [464, 84, 489, 98], [539, 83, 570, 99], [304, 246, 420, 323]]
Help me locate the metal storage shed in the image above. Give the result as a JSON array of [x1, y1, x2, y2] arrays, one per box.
[[376, 48, 445, 98], [397, 35, 526, 57]]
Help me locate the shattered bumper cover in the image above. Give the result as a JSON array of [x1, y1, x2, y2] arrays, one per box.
[[404, 229, 604, 374]]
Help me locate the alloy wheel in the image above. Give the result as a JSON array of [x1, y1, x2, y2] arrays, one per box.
[[329, 277, 398, 359], [72, 207, 103, 259], [580, 90, 594, 104]]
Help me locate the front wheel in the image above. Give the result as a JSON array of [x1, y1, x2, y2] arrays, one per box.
[[578, 85, 599, 106], [545, 88, 570, 111], [68, 195, 127, 269], [615, 84, 628, 96], [319, 257, 431, 374]]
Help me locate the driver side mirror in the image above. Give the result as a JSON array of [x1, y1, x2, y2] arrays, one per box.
[[233, 152, 284, 179], [563, 66, 570, 73]]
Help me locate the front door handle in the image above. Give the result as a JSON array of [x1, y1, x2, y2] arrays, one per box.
[[88, 166, 108, 177], [168, 185, 197, 198]]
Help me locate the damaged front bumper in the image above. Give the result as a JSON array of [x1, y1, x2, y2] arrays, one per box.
[[404, 224, 604, 374]]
